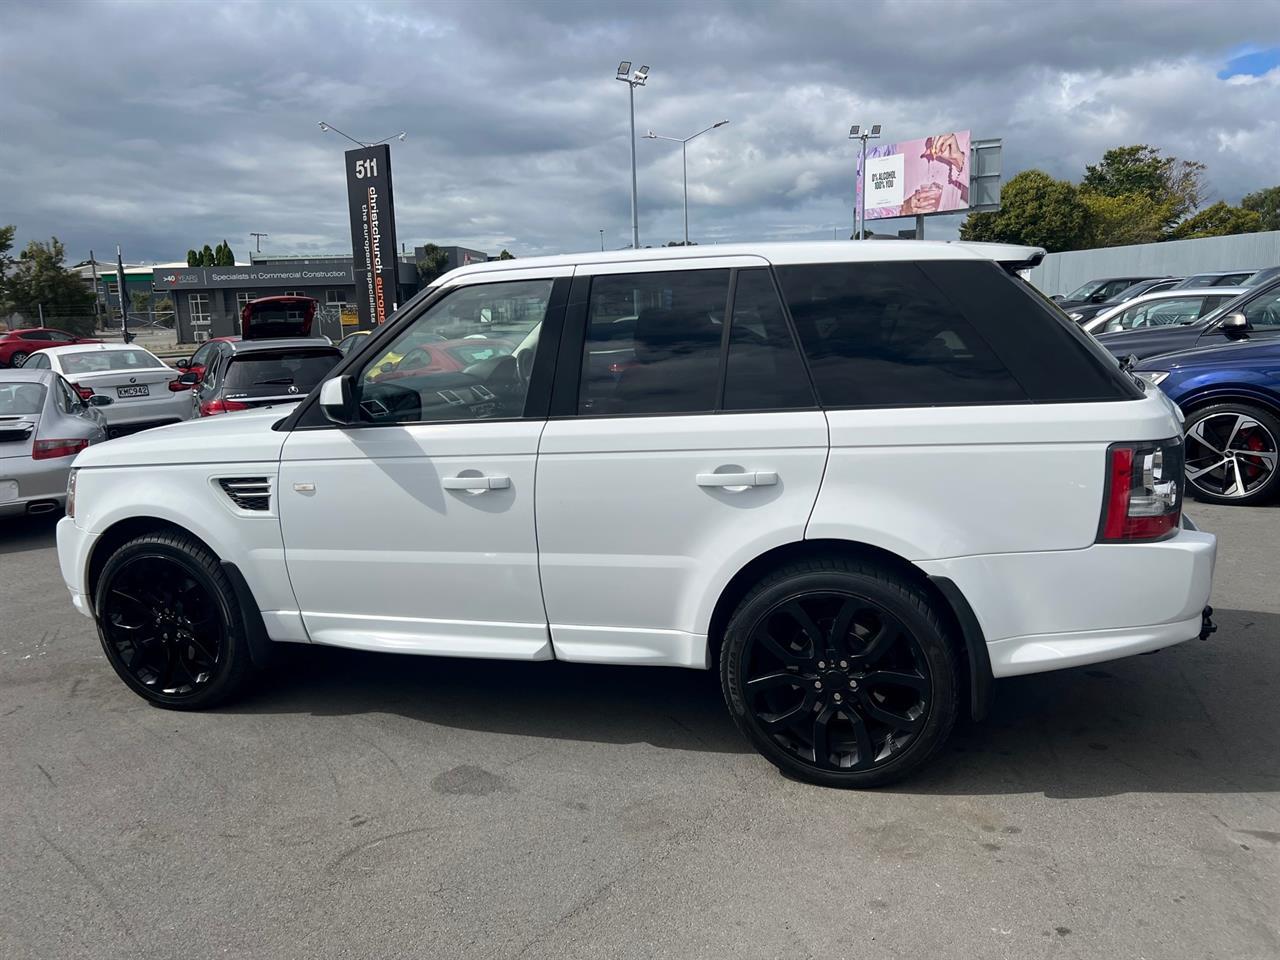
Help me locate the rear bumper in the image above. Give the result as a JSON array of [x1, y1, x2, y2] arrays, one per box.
[[0, 456, 72, 517], [56, 516, 98, 618], [916, 528, 1217, 678]]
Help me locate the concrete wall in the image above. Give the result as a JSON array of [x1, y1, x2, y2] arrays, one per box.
[[1027, 231, 1280, 296]]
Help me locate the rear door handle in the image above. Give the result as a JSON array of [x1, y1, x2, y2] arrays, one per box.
[[442, 475, 511, 491], [696, 471, 778, 488]]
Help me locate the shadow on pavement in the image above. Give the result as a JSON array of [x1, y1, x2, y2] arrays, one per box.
[[228, 607, 1280, 796], [0, 512, 60, 556]]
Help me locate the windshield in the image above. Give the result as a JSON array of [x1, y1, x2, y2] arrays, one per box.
[[223, 351, 340, 397], [58, 349, 164, 375], [1063, 280, 1106, 301], [1107, 281, 1155, 304], [0, 381, 47, 415]]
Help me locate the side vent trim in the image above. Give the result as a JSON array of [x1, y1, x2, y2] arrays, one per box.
[[217, 477, 271, 512]]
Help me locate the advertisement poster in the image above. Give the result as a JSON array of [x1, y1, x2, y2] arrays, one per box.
[[859, 130, 971, 221], [345, 144, 399, 329]]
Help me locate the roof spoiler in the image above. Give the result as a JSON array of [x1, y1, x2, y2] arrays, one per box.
[[944, 241, 1046, 274]]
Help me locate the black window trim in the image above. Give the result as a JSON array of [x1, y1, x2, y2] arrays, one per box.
[[281, 275, 571, 431]]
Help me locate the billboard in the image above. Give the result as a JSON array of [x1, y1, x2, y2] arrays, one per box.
[[345, 144, 399, 329], [860, 130, 971, 221]]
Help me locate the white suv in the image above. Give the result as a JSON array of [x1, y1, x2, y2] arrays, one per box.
[[56, 242, 1217, 787]]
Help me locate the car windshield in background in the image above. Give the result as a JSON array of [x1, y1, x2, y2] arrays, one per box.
[[1063, 280, 1106, 301], [0, 382, 47, 415], [223, 351, 340, 396], [59, 349, 163, 376]]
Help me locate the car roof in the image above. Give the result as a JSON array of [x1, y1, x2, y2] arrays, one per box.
[[434, 240, 1046, 285], [1189, 269, 1257, 276], [1124, 286, 1249, 301], [0, 368, 56, 383], [4, 327, 74, 335], [39, 342, 158, 356], [224, 338, 338, 355]]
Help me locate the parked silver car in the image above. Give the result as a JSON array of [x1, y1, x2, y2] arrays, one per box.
[[0, 369, 109, 518], [1081, 287, 1247, 335]]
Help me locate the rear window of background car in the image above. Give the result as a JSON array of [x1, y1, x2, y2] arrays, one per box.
[[58, 350, 164, 376]]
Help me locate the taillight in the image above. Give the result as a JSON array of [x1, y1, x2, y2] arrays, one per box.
[[168, 379, 188, 392], [33, 438, 90, 460], [200, 398, 249, 416], [72, 383, 94, 401], [1098, 438, 1184, 542]]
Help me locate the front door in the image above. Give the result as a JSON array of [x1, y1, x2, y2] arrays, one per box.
[[535, 261, 829, 667], [1198, 284, 1280, 347], [278, 269, 569, 658]]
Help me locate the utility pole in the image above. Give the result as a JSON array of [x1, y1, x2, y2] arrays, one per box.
[[250, 232, 269, 254], [615, 62, 649, 249], [89, 249, 101, 325], [599, 229, 605, 251]]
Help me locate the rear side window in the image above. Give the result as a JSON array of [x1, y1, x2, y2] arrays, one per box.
[[723, 269, 814, 411], [776, 261, 1025, 407]]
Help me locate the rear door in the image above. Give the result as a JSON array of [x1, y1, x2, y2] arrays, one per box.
[[534, 259, 828, 667]]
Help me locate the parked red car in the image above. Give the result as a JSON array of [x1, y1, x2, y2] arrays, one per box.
[[373, 338, 515, 381], [0, 328, 102, 368]]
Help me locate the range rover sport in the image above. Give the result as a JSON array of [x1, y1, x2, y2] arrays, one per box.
[[56, 241, 1217, 787]]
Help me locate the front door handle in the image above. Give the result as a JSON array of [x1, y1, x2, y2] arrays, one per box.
[[696, 471, 778, 488], [442, 475, 511, 491]]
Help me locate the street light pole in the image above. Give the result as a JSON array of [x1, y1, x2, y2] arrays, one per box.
[[317, 121, 407, 148], [615, 62, 649, 249], [599, 229, 605, 251], [848, 123, 882, 239], [644, 120, 729, 245]]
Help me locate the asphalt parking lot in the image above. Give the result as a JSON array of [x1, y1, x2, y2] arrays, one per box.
[[2, 505, 1278, 960]]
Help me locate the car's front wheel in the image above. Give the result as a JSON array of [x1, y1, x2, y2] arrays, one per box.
[[94, 531, 253, 709], [1184, 402, 1280, 506], [720, 559, 958, 788], [9, 350, 29, 367]]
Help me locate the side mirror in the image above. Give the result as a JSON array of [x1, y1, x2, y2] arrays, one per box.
[[1221, 312, 1251, 337], [319, 375, 357, 424], [1050, 294, 1063, 301], [175, 358, 191, 369], [88, 394, 114, 407], [1090, 292, 1108, 303]]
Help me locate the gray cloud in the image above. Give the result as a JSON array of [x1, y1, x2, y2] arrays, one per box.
[[2, 0, 1278, 262]]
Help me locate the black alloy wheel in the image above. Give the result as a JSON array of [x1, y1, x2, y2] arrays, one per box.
[[95, 532, 252, 709], [1184, 403, 1280, 506], [722, 560, 958, 788]]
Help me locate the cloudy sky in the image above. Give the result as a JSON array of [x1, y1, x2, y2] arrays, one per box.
[[2, 0, 1279, 264]]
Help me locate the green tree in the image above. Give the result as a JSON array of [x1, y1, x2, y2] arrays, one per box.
[[216, 240, 236, 266], [0, 224, 15, 315], [187, 248, 200, 267], [497, 249, 515, 260], [1241, 186, 1280, 232], [958, 169, 1091, 252], [416, 243, 451, 285], [200, 244, 215, 267], [1168, 201, 1263, 240], [5, 237, 98, 335], [1081, 145, 1205, 229], [1081, 191, 1177, 247]]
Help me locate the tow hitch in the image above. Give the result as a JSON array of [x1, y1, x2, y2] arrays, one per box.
[[1200, 605, 1217, 641]]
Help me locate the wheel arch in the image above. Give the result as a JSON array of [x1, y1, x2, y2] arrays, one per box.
[[705, 538, 993, 720], [1175, 385, 1280, 418]]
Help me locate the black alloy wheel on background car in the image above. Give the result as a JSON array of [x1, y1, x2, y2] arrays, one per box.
[[94, 531, 253, 708], [721, 559, 958, 788], [1183, 402, 1280, 506]]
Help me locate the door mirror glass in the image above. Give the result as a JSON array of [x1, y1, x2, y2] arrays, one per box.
[[1221, 312, 1250, 336], [175, 358, 191, 369], [88, 394, 114, 407], [319, 375, 356, 424], [177, 371, 200, 385]]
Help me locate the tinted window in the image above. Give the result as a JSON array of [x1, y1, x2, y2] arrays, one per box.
[[21, 331, 50, 342], [223, 351, 340, 398], [55, 377, 78, 413], [1240, 288, 1280, 330], [45, 330, 75, 343], [0, 382, 46, 415], [1103, 296, 1204, 333], [23, 352, 50, 369], [356, 278, 553, 424], [777, 261, 1024, 407], [579, 269, 728, 415], [59, 349, 164, 376], [723, 269, 814, 411]]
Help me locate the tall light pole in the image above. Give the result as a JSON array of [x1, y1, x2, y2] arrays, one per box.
[[599, 229, 605, 251], [848, 123, 881, 239], [615, 61, 649, 249], [317, 121, 407, 148], [644, 120, 729, 245]]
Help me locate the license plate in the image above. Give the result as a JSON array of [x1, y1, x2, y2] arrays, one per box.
[[0, 480, 17, 503], [116, 385, 150, 398]]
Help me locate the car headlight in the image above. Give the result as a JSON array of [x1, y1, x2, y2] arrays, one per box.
[[1135, 370, 1169, 386], [66, 467, 78, 518], [1068, 312, 1083, 321]]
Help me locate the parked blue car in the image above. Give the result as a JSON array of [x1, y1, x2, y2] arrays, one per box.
[[1132, 338, 1280, 506]]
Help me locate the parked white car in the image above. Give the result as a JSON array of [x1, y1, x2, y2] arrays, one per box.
[[1081, 287, 1247, 336], [23, 343, 191, 437], [56, 241, 1217, 787]]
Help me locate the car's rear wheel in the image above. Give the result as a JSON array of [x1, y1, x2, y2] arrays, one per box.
[[1184, 402, 1280, 506], [94, 531, 253, 709], [720, 559, 958, 788], [9, 351, 29, 367]]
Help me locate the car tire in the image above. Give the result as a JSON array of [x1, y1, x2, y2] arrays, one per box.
[[93, 531, 254, 710], [720, 558, 958, 788], [9, 351, 29, 367], [1183, 402, 1280, 506]]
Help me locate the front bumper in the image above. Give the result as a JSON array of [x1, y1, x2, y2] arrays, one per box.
[[56, 515, 98, 618], [917, 527, 1217, 678]]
